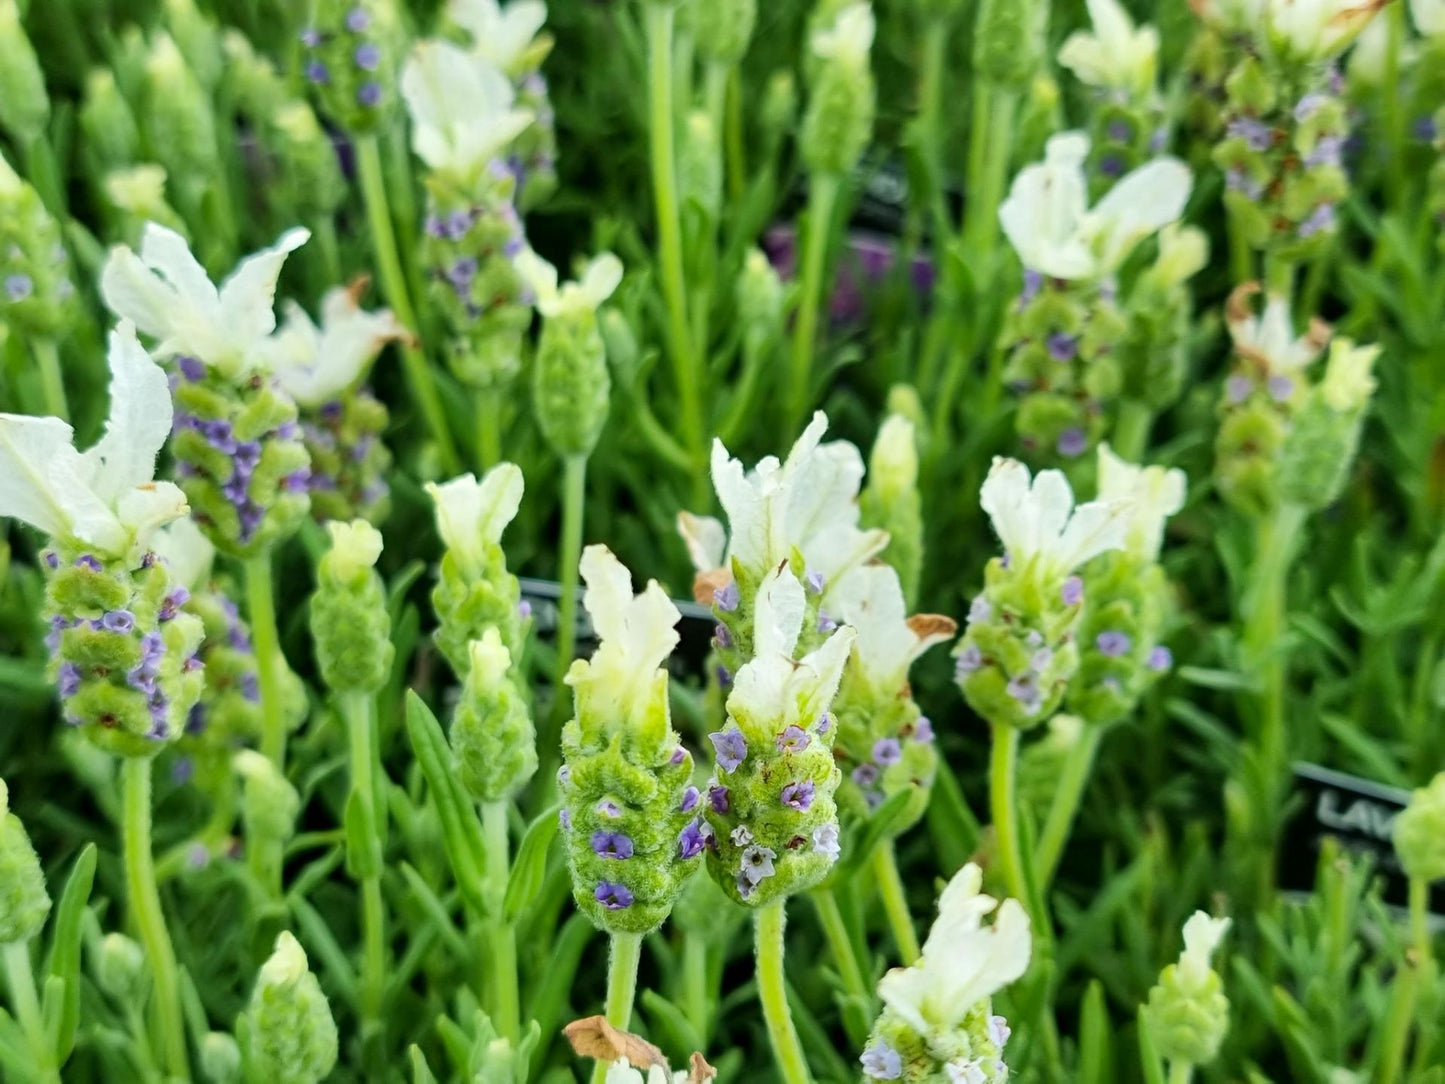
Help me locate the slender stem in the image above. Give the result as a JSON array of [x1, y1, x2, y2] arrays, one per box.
[[755, 901, 812, 1084], [1112, 399, 1153, 463], [787, 172, 841, 432], [1167, 1062, 1193, 1084], [342, 691, 386, 1037], [475, 388, 503, 471], [646, 3, 707, 498], [960, 82, 1018, 265], [916, 18, 953, 247], [682, 933, 711, 1044], [872, 842, 920, 965], [1381, 3, 1406, 210], [482, 801, 520, 1041], [246, 553, 287, 769], [811, 888, 871, 1009], [31, 338, 69, 422], [3, 941, 58, 1084], [1034, 724, 1104, 891], [589, 933, 643, 1084], [724, 66, 746, 204], [123, 758, 189, 1081], [989, 724, 1029, 910], [1375, 943, 1421, 1084], [550, 456, 588, 724], [354, 133, 461, 475], [312, 213, 343, 288]]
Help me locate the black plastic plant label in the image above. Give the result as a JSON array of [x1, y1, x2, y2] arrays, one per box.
[[1282, 763, 1445, 915], [519, 578, 717, 679]]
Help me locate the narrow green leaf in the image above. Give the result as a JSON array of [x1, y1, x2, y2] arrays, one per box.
[[43, 842, 95, 1063], [404, 691, 489, 914], [409, 1045, 439, 1084], [1136, 1007, 1165, 1084], [504, 804, 561, 921], [1077, 980, 1111, 1084]]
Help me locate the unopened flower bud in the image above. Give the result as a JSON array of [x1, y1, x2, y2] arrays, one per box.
[[0, 780, 49, 944], [163, 0, 223, 90], [104, 165, 188, 240], [0, 153, 77, 338], [1144, 912, 1231, 1068], [236, 750, 300, 849], [270, 102, 347, 217], [973, 0, 1040, 87], [0, 0, 48, 142], [452, 629, 537, 803], [801, 4, 877, 177], [79, 70, 141, 175], [311, 520, 393, 693], [860, 412, 924, 607], [694, 0, 757, 65], [242, 932, 339, 1084], [144, 33, 221, 183], [1394, 771, 1445, 884], [300, 0, 401, 134], [200, 1031, 242, 1083], [96, 932, 147, 1000], [679, 111, 722, 222]]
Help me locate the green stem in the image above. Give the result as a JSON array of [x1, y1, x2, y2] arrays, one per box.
[[3, 941, 58, 1084], [755, 901, 812, 1084], [989, 724, 1029, 910], [810, 888, 871, 1011], [589, 933, 642, 1084], [550, 455, 588, 729], [482, 802, 520, 1041], [1112, 399, 1153, 463], [1167, 1062, 1193, 1084], [123, 757, 189, 1081], [787, 172, 841, 432], [1382, 3, 1406, 211], [1376, 906, 1422, 1084], [1033, 723, 1104, 891], [724, 66, 746, 205], [682, 933, 711, 1044], [476, 388, 503, 471], [354, 132, 461, 475], [960, 82, 1019, 266], [246, 553, 287, 769], [646, 3, 707, 499], [312, 212, 343, 288], [31, 338, 68, 422], [916, 18, 953, 247], [872, 841, 920, 965], [342, 691, 386, 1037]]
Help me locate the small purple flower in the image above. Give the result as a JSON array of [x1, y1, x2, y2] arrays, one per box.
[[816, 712, 831, 734], [709, 725, 747, 772], [1298, 203, 1336, 238], [1019, 269, 1043, 306], [300, 26, 322, 46], [872, 738, 902, 766], [559, 808, 572, 829], [101, 609, 136, 633], [233, 441, 262, 471], [817, 610, 838, 633], [158, 588, 190, 621], [357, 81, 382, 107], [183, 656, 202, 673], [1305, 135, 1343, 169], [678, 820, 707, 859], [813, 823, 840, 859], [861, 1040, 903, 1080], [708, 784, 730, 814], [177, 355, 205, 382], [805, 569, 825, 594], [203, 418, 237, 453], [228, 625, 252, 652], [1062, 576, 1084, 607], [851, 763, 880, 787], [305, 60, 330, 84], [776, 725, 810, 753], [172, 757, 194, 785], [275, 420, 300, 440], [989, 1014, 1012, 1049], [590, 830, 634, 859], [1415, 115, 1439, 142], [594, 882, 633, 910], [1096, 630, 1132, 657], [1147, 645, 1174, 671], [1294, 93, 1327, 122], [1227, 116, 1274, 152], [424, 214, 446, 238], [714, 581, 739, 612], [740, 844, 776, 885], [1099, 154, 1125, 178], [1107, 119, 1133, 143], [1030, 647, 1054, 673], [4, 274, 33, 301], [282, 468, 312, 492], [75, 554, 103, 572], [956, 643, 983, 675], [354, 42, 381, 70], [57, 663, 82, 698], [969, 595, 993, 624], [679, 786, 700, 813], [729, 825, 753, 847], [913, 716, 935, 743], [345, 6, 371, 31], [140, 631, 165, 666], [446, 209, 474, 239], [714, 623, 733, 649], [1007, 673, 1042, 714], [240, 673, 260, 702], [670, 745, 687, 765], [1224, 167, 1265, 200], [715, 664, 733, 689], [1226, 374, 1254, 404], [1267, 374, 1295, 402], [596, 799, 621, 818], [781, 780, 815, 811], [1057, 428, 1089, 458], [735, 871, 756, 899]]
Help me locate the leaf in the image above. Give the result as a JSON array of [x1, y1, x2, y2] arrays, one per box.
[[1077, 980, 1111, 1084], [1136, 1006, 1165, 1084], [404, 691, 489, 915], [504, 804, 561, 921], [829, 788, 913, 885], [43, 842, 95, 1063], [638, 990, 704, 1064], [409, 1045, 439, 1084], [398, 863, 468, 957], [343, 789, 382, 880]]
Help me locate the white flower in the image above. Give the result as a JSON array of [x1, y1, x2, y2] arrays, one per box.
[[1150, 223, 1209, 290], [101, 222, 309, 378], [1177, 911, 1230, 985], [257, 930, 310, 986], [102, 164, 171, 218], [727, 566, 856, 741], [877, 863, 1032, 1036], [1320, 338, 1380, 412], [1095, 444, 1186, 562], [1057, 0, 1159, 96], [326, 520, 384, 584], [425, 463, 524, 577], [447, 0, 548, 72], [0, 323, 187, 559], [812, 3, 875, 66], [692, 411, 888, 586], [268, 285, 405, 408], [567, 545, 681, 728], [828, 564, 955, 695], [998, 132, 1192, 281], [400, 40, 533, 184], [151, 516, 216, 590], [980, 457, 1130, 584], [1190, 0, 1266, 32], [513, 248, 623, 319], [1266, 0, 1387, 61], [1225, 284, 1331, 377], [604, 1059, 688, 1084], [1413, 0, 1445, 35]]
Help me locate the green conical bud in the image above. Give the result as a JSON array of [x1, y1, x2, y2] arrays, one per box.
[[1276, 339, 1378, 510], [310, 520, 394, 694], [801, 4, 877, 177], [79, 70, 141, 176], [0, 153, 76, 339], [452, 629, 537, 804], [759, 71, 797, 160], [96, 932, 147, 1000], [143, 33, 221, 185], [222, 30, 288, 120], [1394, 772, 1445, 884], [737, 247, 785, 350], [163, 0, 223, 90], [236, 750, 300, 850], [694, 0, 757, 65], [0, 780, 50, 944], [241, 932, 339, 1084], [0, 0, 48, 143], [519, 250, 621, 459], [200, 1031, 242, 1083], [104, 165, 188, 242], [269, 101, 347, 217], [1143, 913, 1231, 1068], [860, 411, 924, 607], [679, 111, 722, 223], [973, 0, 1039, 87], [301, 0, 402, 135]]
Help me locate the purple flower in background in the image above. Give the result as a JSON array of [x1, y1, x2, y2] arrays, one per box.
[[781, 780, 815, 811], [1019, 269, 1043, 306], [1267, 375, 1296, 402], [715, 623, 732, 649], [300, 26, 322, 46], [1096, 630, 1132, 657], [872, 738, 902, 766], [816, 712, 831, 734], [708, 784, 730, 814], [1294, 93, 1327, 122], [101, 609, 136, 633], [594, 882, 633, 910], [776, 725, 810, 753], [590, 830, 634, 859], [679, 786, 700, 813], [851, 763, 880, 787], [518, 599, 533, 620], [1062, 576, 1084, 607], [714, 581, 739, 612], [990, 1014, 1012, 1049], [670, 745, 687, 765], [4, 274, 33, 301], [735, 871, 756, 899], [861, 1041, 903, 1080], [1226, 374, 1254, 403], [1107, 119, 1133, 143], [57, 663, 82, 698], [955, 643, 983, 676], [559, 808, 572, 829], [1298, 203, 1336, 238], [1047, 332, 1079, 362], [345, 7, 371, 31], [1007, 673, 1042, 714], [1148, 645, 1174, 671], [240, 673, 260, 702], [1057, 428, 1089, 458], [357, 81, 382, 107], [1227, 116, 1274, 151], [813, 823, 840, 859], [913, 716, 935, 743], [678, 820, 707, 859], [75, 554, 103, 572], [817, 610, 838, 633], [715, 664, 733, 689], [969, 595, 993, 623], [709, 726, 747, 772], [305, 60, 329, 84], [1305, 135, 1343, 168], [178, 356, 205, 382], [805, 570, 825, 594], [1099, 154, 1125, 178], [596, 799, 621, 818]]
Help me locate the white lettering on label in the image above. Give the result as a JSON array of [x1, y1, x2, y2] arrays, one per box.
[[1316, 789, 1399, 841]]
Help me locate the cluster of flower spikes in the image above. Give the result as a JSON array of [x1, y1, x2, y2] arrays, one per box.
[[558, 546, 702, 934], [420, 163, 532, 391], [170, 354, 312, 558], [301, 391, 392, 524], [1214, 49, 1350, 262], [300, 0, 399, 133], [0, 153, 76, 339], [43, 542, 205, 756], [702, 562, 855, 907], [1001, 269, 1127, 464]]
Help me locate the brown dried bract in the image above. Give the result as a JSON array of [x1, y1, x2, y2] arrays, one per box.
[[563, 1017, 666, 1068], [907, 613, 958, 642], [693, 567, 732, 607], [688, 1052, 717, 1084]]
